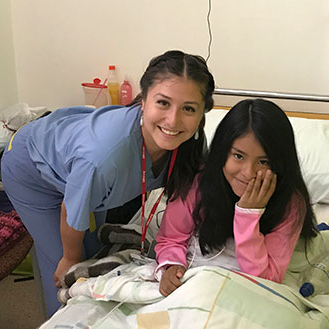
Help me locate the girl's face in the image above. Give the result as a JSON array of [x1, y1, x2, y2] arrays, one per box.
[[141, 77, 205, 160], [223, 132, 271, 197]]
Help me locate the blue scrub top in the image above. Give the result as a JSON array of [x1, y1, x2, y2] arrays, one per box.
[[26, 104, 168, 231]]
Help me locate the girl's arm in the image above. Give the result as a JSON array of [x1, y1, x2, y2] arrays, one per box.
[[54, 201, 85, 287], [155, 180, 198, 279], [234, 196, 303, 283]]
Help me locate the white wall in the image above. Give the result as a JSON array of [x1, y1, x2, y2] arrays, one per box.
[[209, 0, 329, 113], [9, 0, 329, 113], [0, 0, 18, 110]]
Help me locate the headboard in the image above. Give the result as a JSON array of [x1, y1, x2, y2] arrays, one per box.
[[213, 87, 329, 116], [213, 105, 329, 120]]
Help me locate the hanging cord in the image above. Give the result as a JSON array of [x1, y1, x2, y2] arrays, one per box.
[[304, 237, 329, 279], [187, 235, 226, 269], [205, 0, 213, 63], [155, 209, 165, 228], [1, 121, 17, 133]]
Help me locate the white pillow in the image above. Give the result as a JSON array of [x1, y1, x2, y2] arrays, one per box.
[[289, 117, 329, 204], [204, 110, 329, 204], [204, 109, 228, 144]]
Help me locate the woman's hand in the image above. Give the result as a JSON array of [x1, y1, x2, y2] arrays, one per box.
[[54, 256, 80, 288], [160, 265, 186, 297], [238, 170, 277, 209]]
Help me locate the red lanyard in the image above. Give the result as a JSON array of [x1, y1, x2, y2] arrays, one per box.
[[141, 140, 178, 254]]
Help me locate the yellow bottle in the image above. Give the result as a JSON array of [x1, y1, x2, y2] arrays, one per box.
[[107, 65, 120, 105]]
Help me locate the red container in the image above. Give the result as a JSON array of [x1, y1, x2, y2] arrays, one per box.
[[81, 78, 109, 108]]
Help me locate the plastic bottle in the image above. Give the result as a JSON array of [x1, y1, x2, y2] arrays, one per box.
[[107, 65, 120, 105], [299, 258, 329, 297], [120, 78, 133, 106]]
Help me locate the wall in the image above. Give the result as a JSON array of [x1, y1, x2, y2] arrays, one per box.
[[9, 0, 329, 113], [210, 0, 329, 113], [0, 0, 18, 110]]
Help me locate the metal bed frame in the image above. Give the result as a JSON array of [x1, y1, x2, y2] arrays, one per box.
[[214, 88, 329, 103]]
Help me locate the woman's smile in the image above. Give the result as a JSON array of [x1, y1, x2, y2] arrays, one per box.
[[159, 126, 181, 136]]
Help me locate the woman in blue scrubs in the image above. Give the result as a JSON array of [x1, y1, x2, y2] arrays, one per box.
[[1, 50, 215, 316]]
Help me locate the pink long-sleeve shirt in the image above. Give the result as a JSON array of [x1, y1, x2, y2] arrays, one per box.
[[155, 177, 304, 283]]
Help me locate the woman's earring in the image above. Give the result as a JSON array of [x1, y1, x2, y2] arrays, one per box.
[[140, 115, 144, 127], [194, 130, 199, 140]]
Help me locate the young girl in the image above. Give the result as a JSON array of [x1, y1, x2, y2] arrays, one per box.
[[1, 50, 214, 315], [155, 99, 318, 297]]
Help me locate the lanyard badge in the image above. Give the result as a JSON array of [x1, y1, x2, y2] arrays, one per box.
[[141, 140, 178, 255]]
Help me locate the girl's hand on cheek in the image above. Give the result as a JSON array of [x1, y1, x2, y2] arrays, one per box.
[[237, 170, 277, 209]]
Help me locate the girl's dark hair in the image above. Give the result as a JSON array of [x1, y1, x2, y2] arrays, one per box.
[[131, 50, 215, 201], [194, 99, 318, 254]]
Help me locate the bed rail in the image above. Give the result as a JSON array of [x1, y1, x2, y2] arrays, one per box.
[[214, 88, 329, 103]]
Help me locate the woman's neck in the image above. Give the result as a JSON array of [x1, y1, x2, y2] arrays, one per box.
[[151, 152, 169, 177], [150, 149, 168, 164]]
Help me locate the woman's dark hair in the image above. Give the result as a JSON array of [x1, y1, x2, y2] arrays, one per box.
[[131, 50, 215, 201], [194, 99, 318, 254]]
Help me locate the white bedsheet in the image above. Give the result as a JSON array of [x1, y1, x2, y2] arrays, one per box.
[[39, 230, 329, 329]]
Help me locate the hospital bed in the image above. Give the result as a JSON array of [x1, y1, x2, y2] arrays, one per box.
[[20, 90, 329, 328]]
